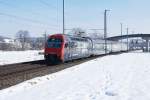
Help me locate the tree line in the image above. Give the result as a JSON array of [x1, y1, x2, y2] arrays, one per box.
[[0, 28, 104, 51], [0, 30, 46, 51]]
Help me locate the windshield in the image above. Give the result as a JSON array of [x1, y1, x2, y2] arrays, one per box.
[[47, 38, 62, 48]]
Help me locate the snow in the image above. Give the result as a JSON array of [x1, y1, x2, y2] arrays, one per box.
[[0, 50, 44, 65], [3, 39, 14, 43], [1, 52, 150, 100]]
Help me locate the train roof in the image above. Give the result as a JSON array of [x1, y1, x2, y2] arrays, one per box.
[[48, 34, 120, 43], [48, 34, 90, 39]]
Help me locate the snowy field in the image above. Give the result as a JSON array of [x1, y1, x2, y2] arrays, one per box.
[[1, 52, 150, 100], [0, 50, 44, 65]]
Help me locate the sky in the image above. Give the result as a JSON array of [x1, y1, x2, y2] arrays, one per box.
[[0, 0, 150, 38]]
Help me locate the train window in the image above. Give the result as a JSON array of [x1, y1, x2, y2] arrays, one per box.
[[47, 38, 62, 48], [65, 43, 68, 48], [48, 38, 62, 43], [47, 43, 62, 48]]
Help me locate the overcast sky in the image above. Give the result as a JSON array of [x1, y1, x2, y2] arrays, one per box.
[[0, 0, 150, 38]]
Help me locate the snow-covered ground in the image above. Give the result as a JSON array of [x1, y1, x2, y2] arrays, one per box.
[[1, 52, 150, 100], [0, 50, 44, 65]]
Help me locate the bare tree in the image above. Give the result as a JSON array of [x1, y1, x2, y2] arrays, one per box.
[[90, 32, 104, 39], [69, 28, 86, 37], [16, 30, 30, 50]]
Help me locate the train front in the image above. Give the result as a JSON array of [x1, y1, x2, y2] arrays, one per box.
[[44, 34, 65, 64]]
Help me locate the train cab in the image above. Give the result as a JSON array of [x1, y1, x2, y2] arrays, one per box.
[[44, 34, 65, 63], [44, 34, 92, 64]]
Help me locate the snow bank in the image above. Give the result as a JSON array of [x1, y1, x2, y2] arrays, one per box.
[[0, 50, 44, 65], [0, 53, 150, 100]]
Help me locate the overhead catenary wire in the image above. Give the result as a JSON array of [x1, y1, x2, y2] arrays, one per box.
[[0, 0, 58, 21], [38, 0, 58, 10], [0, 1, 12, 7], [2, 19, 59, 32], [0, 12, 59, 29], [0, 0, 61, 28], [0, 0, 61, 36], [38, 0, 62, 33]]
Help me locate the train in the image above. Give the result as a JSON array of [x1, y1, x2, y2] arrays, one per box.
[[44, 34, 127, 64]]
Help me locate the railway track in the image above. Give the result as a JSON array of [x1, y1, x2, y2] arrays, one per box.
[[0, 51, 124, 90]]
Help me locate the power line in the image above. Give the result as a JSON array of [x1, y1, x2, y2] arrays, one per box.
[[0, 12, 59, 28], [38, 0, 57, 10], [0, 0, 61, 33], [0, 1, 12, 7], [2, 19, 59, 31], [38, 0, 61, 33], [0, 1, 58, 21]]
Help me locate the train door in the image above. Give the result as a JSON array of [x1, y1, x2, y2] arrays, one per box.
[[64, 36, 72, 61], [64, 42, 69, 61], [64, 36, 74, 61], [69, 37, 79, 60]]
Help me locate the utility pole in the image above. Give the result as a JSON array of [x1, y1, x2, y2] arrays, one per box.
[[120, 23, 123, 51], [126, 28, 129, 51], [104, 9, 110, 54], [63, 0, 65, 34], [44, 31, 47, 43]]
